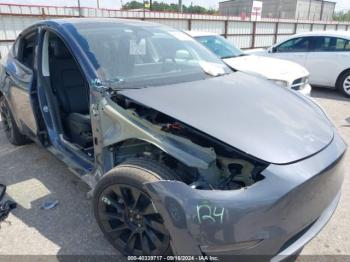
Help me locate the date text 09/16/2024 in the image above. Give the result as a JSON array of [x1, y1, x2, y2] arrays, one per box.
[[127, 256, 219, 261]]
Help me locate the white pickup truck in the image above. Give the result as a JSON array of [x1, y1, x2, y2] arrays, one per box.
[[187, 31, 312, 96]]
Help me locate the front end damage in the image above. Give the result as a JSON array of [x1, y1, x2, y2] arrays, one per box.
[[96, 92, 267, 191], [92, 85, 346, 259], [143, 132, 346, 258]]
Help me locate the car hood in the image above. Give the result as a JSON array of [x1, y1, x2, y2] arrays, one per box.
[[119, 72, 333, 164], [223, 55, 309, 84]]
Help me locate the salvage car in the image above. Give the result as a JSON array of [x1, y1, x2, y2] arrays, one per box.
[[186, 31, 311, 96], [0, 19, 347, 260], [247, 31, 350, 97]]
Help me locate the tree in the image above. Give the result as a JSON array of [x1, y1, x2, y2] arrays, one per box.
[[122, 0, 218, 14], [122, 1, 144, 10], [333, 10, 350, 22]]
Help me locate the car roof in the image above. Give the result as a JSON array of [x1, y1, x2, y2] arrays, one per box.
[[185, 31, 218, 37], [34, 17, 161, 29], [289, 30, 350, 39]]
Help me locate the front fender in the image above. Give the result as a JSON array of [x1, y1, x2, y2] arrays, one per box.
[[99, 96, 216, 170]]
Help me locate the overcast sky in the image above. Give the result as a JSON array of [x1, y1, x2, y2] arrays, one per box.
[[0, 0, 349, 11]]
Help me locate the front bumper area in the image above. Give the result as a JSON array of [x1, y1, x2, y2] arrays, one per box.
[[271, 191, 340, 261], [144, 131, 346, 258]]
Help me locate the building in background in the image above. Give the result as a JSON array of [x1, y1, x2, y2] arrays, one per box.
[[219, 0, 336, 21]]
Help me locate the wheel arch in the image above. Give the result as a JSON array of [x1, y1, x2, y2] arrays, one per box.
[[105, 138, 199, 185], [336, 68, 350, 88]]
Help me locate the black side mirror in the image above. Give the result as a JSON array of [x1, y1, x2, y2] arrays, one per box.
[[270, 47, 277, 53]]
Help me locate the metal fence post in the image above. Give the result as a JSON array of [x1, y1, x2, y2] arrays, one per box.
[[77, 0, 82, 17], [188, 17, 192, 31], [252, 21, 256, 49], [274, 22, 279, 44], [41, 8, 46, 20]]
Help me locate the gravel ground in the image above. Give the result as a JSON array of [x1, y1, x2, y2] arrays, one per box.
[[0, 87, 349, 259]]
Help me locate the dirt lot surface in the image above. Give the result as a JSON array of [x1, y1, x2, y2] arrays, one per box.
[[0, 87, 349, 259]]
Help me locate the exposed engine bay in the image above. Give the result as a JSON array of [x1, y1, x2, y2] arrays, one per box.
[[111, 94, 267, 191]]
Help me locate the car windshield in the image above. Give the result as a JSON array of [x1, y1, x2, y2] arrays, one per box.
[[195, 35, 245, 59], [65, 21, 231, 89]]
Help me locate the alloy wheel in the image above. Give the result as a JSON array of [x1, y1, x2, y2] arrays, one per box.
[[97, 184, 170, 255], [343, 76, 350, 95]]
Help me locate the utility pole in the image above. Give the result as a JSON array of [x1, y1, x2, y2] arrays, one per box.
[[179, 0, 183, 13], [150, 0, 152, 11], [77, 0, 82, 17], [97, 0, 100, 9]]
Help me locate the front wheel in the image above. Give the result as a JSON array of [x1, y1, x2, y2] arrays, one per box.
[[0, 96, 30, 145], [337, 70, 350, 97], [93, 159, 179, 256]]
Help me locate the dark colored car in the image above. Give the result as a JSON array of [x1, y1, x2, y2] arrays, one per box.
[[0, 18, 346, 260]]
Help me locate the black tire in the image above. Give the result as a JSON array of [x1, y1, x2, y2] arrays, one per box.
[[0, 96, 30, 146], [93, 158, 180, 256], [337, 70, 350, 98]]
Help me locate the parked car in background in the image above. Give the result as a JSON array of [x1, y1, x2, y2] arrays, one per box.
[[0, 19, 346, 259], [187, 31, 312, 96], [248, 31, 350, 97]]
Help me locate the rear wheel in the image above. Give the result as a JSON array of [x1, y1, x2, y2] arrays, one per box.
[[337, 70, 350, 97], [93, 159, 179, 256], [0, 96, 30, 145]]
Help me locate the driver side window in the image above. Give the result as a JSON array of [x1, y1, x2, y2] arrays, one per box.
[[276, 37, 312, 53], [16, 30, 38, 69]]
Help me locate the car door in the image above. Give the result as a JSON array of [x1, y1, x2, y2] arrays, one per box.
[[304, 36, 350, 87], [6, 30, 39, 135], [270, 37, 314, 67]]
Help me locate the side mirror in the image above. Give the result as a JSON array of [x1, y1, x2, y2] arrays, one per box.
[[269, 47, 277, 53]]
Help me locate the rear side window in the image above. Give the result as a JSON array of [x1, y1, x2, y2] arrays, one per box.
[[313, 36, 350, 52], [345, 41, 350, 51], [17, 31, 38, 69], [276, 37, 313, 53]]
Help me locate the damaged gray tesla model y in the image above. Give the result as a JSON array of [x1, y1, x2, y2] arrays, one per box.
[[0, 18, 347, 260]]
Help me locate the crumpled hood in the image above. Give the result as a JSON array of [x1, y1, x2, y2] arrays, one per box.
[[223, 55, 309, 85], [119, 73, 333, 164]]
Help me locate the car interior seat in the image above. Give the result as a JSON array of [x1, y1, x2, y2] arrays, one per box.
[[49, 37, 92, 148]]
